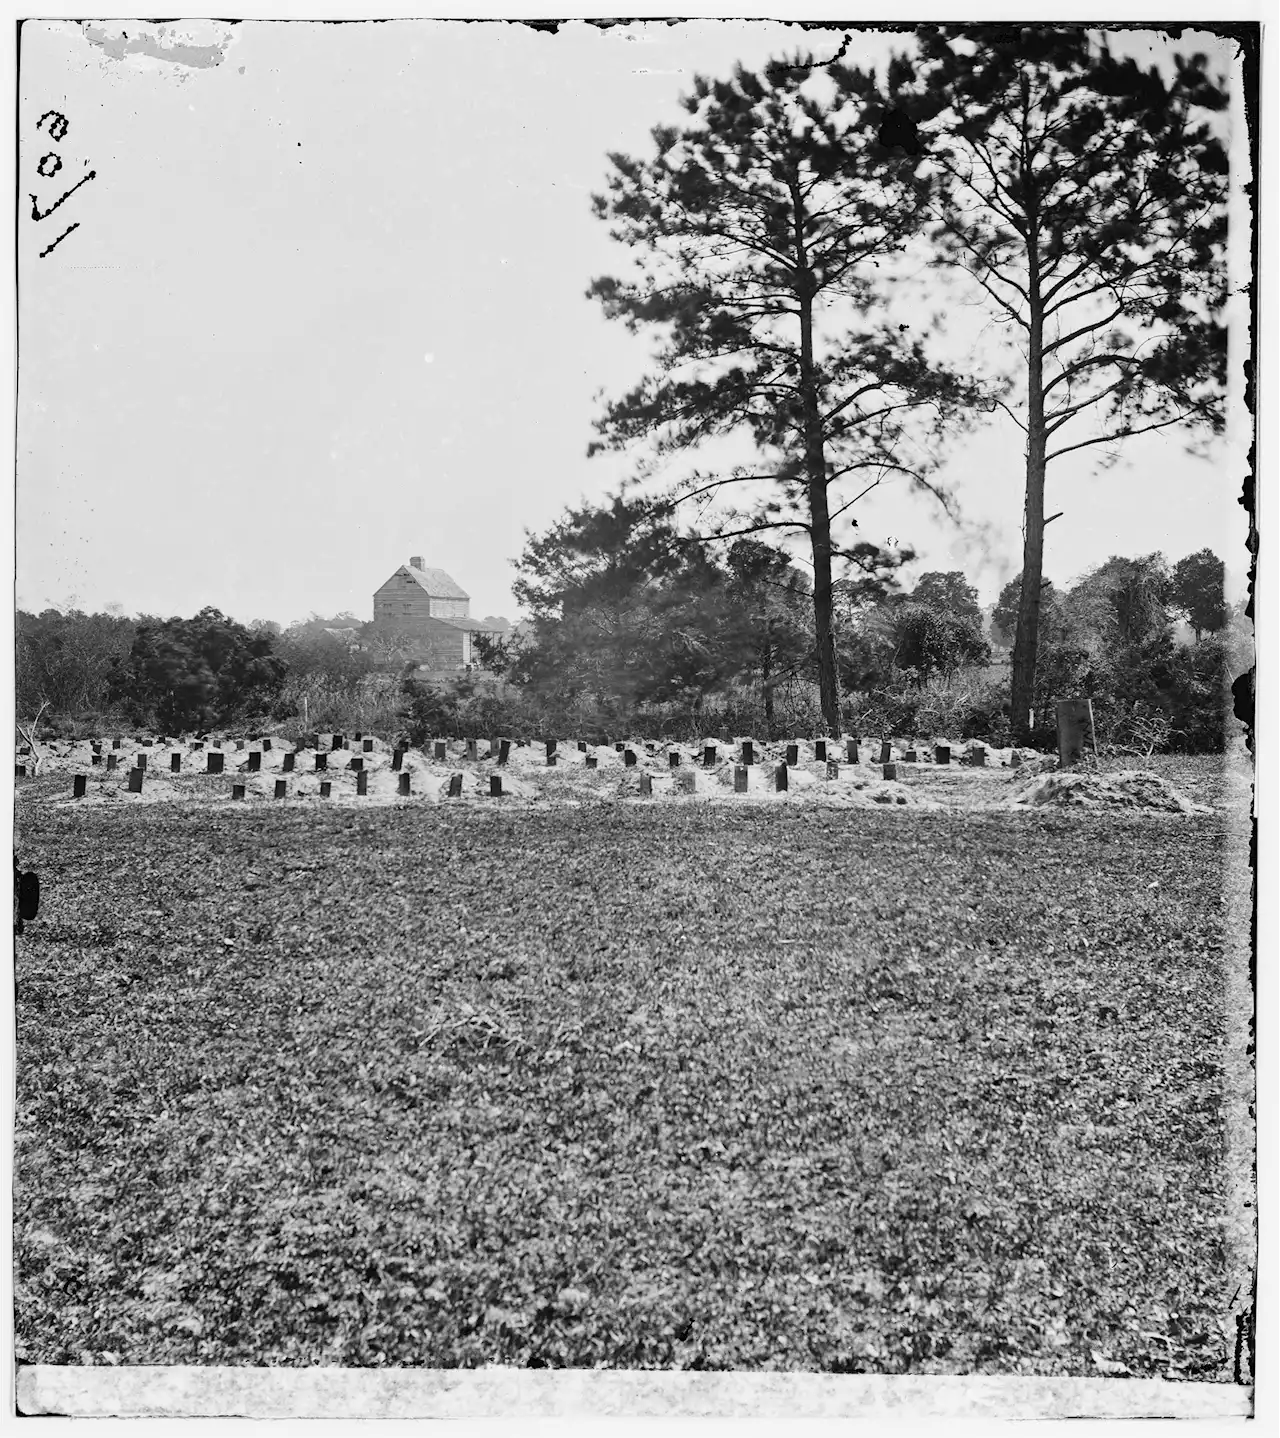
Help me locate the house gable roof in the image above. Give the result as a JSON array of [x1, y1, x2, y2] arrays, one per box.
[[379, 564, 470, 601]]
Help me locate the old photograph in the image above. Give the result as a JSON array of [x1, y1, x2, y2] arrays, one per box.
[[11, 9, 1262, 1422]]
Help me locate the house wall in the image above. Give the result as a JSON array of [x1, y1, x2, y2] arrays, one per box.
[[373, 575, 471, 624]]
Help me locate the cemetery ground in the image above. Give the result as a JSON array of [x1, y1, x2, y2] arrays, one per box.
[[12, 752, 1248, 1381]]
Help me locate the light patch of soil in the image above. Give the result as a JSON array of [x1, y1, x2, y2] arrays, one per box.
[[1008, 769, 1205, 814]]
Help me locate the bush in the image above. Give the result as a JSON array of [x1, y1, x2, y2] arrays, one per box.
[[109, 608, 288, 732]]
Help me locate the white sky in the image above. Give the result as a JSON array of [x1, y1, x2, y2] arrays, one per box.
[[15, 14, 1256, 625]]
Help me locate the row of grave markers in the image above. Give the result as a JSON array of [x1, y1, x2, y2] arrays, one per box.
[[37, 737, 1020, 793]]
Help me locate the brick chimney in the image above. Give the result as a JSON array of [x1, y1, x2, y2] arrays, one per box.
[[409, 555, 424, 570]]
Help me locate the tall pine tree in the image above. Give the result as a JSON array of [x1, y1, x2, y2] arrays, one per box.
[[587, 55, 983, 735], [891, 27, 1229, 738]]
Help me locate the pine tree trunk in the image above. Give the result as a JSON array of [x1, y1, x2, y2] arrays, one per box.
[[1010, 208, 1046, 745], [761, 631, 775, 738], [793, 194, 841, 738]]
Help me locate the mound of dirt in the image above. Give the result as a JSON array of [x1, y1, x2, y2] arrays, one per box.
[[1009, 768, 1203, 814]]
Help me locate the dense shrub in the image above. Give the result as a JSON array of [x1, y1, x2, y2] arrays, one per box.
[[108, 608, 288, 733]]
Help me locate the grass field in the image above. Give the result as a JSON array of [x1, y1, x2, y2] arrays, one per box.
[[14, 792, 1240, 1377]]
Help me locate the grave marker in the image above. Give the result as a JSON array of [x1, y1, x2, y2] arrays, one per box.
[[624, 750, 637, 768], [846, 739, 859, 764], [357, 770, 368, 796], [434, 741, 447, 761], [320, 781, 332, 798], [446, 774, 460, 798], [171, 754, 182, 773], [970, 743, 987, 767], [934, 744, 950, 765], [1056, 698, 1095, 768], [391, 750, 403, 771], [741, 741, 754, 765], [703, 744, 717, 767], [546, 739, 557, 758], [247, 752, 261, 772], [904, 748, 917, 763], [350, 756, 364, 772], [106, 755, 118, 772], [734, 765, 748, 793], [207, 753, 224, 775], [363, 739, 374, 753], [466, 739, 478, 761], [332, 734, 345, 751], [233, 784, 245, 801], [112, 738, 121, 749], [490, 775, 503, 796], [815, 740, 827, 761], [127, 769, 143, 793], [775, 763, 789, 792], [669, 751, 680, 768], [498, 740, 510, 766], [879, 740, 892, 765], [315, 753, 328, 772], [785, 744, 799, 767], [136, 753, 147, 771], [91, 754, 102, 767], [826, 760, 839, 780], [882, 762, 897, 781], [578, 740, 588, 752], [586, 756, 598, 770], [639, 773, 653, 796], [547, 753, 558, 767], [16, 764, 25, 778], [236, 740, 245, 752], [274, 780, 287, 799], [73, 774, 87, 798], [401, 773, 414, 797], [1010, 749, 1023, 769], [282, 753, 296, 773]]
